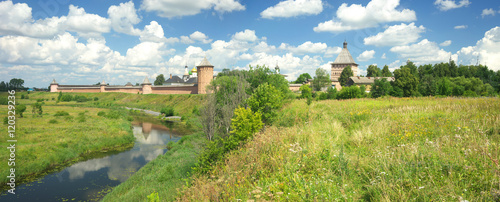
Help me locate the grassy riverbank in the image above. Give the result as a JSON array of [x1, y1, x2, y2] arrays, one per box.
[[0, 105, 135, 187], [102, 132, 205, 202], [178, 97, 500, 201]]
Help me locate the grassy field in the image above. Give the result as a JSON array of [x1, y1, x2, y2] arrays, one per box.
[[17, 91, 205, 116], [178, 97, 500, 201], [0, 104, 135, 187]]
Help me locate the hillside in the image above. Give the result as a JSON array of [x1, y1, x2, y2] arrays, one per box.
[[178, 97, 500, 201]]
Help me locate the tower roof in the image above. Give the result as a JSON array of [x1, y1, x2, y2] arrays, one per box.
[[191, 66, 197, 72], [51, 79, 58, 84], [142, 76, 151, 84], [332, 41, 357, 65], [197, 57, 214, 67]]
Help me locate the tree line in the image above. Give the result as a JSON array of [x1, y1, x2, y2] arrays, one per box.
[[0, 78, 25, 91], [297, 61, 500, 100]]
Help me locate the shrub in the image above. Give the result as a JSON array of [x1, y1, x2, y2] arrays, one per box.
[[21, 94, 25, 99], [299, 84, 312, 99], [54, 111, 69, 116], [97, 111, 106, 116], [160, 106, 175, 116], [147, 192, 159, 202], [247, 83, 283, 124], [77, 115, 86, 122], [105, 110, 121, 119], [337, 86, 362, 100], [318, 92, 328, 100], [48, 119, 58, 124], [51, 98, 55, 101], [36, 98, 44, 102], [93, 97, 99, 101], [60, 94, 73, 102], [74, 95, 88, 102], [17, 104, 27, 118]]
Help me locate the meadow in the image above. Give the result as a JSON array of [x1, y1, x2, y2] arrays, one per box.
[[0, 91, 204, 191], [0, 104, 135, 187], [178, 97, 500, 201]]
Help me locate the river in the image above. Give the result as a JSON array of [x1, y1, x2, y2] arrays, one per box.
[[0, 121, 181, 201]]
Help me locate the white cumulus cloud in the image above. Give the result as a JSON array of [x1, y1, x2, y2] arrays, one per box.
[[481, 8, 496, 18], [260, 0, 323, 19], [66, 5, 111, 38], [280, 41, 328, 55], [390, 39, 456, 65], [434, 0, 470, 11], [108, 1, 141, 35], [457, 26, 500, 71], [140, 0, 245, 18], [440, 40, 452, 47], [364, 23, 425, 46], [357, 50, 375, 61], [314, 0, 416, 32], [454, 25, 467, 29]]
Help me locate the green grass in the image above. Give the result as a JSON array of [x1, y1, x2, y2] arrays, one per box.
[[178, 97, 500, 201], [0, 105, 135, 187], [102, 132, 206, 202], [16, 91, 205, 116]]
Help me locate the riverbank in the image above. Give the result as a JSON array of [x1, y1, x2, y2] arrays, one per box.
[[0, 105, 135, 188], [178, 97, 500, 201]]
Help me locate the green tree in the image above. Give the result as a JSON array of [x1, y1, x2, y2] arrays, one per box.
[[32, 102, 43, 116], [366, 65, 381, 77], [154, 74, 165, 86], [18, 104, 27, 117], [0, 81, 7, 92], [9, 78, 24, 90], [247, 83, 283, 124], [370, 78, 393, 98], [299, 84, 312, 99], [312, 68, 330, 91], [437, 77, 453, 96], [339, 66, 353, 86], [381, 65, 393, 77], [294, 73, 312, 84], [326, 87, 337, 99], [393, 67, 419, 97]]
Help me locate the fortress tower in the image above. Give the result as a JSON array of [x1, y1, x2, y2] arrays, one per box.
[[50, 79, 58, 92], [196, 57, 214, 94], [331, 41, 358, 83]]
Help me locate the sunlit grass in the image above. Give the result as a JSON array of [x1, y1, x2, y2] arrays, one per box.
[[0, 104, 135, 187], [178, 97, 500, 201]]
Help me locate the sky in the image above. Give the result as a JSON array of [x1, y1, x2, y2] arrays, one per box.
[[0, 0, 499, 88]]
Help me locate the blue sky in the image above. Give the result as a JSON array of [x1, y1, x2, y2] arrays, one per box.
[[0, 0, 499, 88]]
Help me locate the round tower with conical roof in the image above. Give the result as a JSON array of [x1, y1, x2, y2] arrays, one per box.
[[100, 80, 107, 92], [197, 57, 214, 94], [50, 79, 59, 92], [141, 76, 152, 94]]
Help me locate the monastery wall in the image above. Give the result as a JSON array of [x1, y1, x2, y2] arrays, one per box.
[[151, 86, 197, 94]]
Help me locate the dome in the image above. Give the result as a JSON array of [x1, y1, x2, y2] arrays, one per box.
[[191, 67, 197, 73]]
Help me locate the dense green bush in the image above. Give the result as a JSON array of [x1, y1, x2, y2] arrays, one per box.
[[247, 83, 283, 124], [337, 86, 362, 100], [48, 119, 58, 124], [97, 111, 106, 116], [60, 94, 73, 102], [74, 95, 89, 102], [160, 106, 175, 116], [54, 111, 69, 116]]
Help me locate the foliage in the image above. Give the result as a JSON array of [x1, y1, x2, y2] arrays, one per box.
[[366, 65, 382, 77], [18, 104, 27, 117], [339, 66, 353, 86], [370, 78, 393, 98], [326, 87, 337, 99], [160, 106, 175, 116], [74, 95, 89, 102], [437, 77, 453, 96], [60, 94, 74, 102], [393, 67, 419, 97], [294, 73, 312, 84], [54, 110, 69, 116], [299, 84, 312, 99], [381, 65, 393, 77], [8, 78, 25, 90], [97, 111, 106, 116], [337, 86, 362, 99], [312, 68, 330, 91], [247, 83, 283, 124], [154, 74, 165, 86], [32, 102, 43, 116], [48, 119, 58, 124], [226, 107, 263, 151], [147, 192, 160, 202]]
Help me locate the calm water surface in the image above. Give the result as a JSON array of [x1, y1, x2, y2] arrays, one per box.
[[0, 121, 181, 201]]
